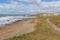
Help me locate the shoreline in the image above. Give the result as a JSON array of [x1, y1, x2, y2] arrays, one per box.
[[0, 19, 30, 35], [0, 19, 36, 40]]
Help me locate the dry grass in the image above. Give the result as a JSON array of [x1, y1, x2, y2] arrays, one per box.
[[49, 16, 60, 28]]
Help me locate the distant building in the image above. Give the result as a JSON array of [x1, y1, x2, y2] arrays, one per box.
[[40, 13, 60, 16]]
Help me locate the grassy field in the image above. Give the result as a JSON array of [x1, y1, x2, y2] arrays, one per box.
[[49, 16, 60, 28], [5, 16, 60, 40]]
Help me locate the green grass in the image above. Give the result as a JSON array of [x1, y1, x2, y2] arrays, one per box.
[[5, 16, 60, 40]]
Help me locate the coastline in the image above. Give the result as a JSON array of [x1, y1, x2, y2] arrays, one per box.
[[0, 19, 36, 40]]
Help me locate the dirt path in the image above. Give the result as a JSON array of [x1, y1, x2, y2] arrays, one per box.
[[0, 19, 36, 40], [47, 18, 60, 32]]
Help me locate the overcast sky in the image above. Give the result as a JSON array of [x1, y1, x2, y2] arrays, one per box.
[[0, 0, 60, 14]]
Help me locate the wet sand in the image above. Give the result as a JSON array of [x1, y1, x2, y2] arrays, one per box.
[[0, 19, 36, 40]]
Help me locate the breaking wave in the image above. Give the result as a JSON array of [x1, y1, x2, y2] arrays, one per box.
[[0, 16, 36, 27]]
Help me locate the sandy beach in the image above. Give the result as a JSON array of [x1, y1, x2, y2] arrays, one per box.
[[0, 19, 36, 40]]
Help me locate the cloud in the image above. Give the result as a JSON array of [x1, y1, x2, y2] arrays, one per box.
[[0, 0, 60, 14], [0, 1, 25, 10], [0, 4, 4, 8], [0, 0, 40, 12], [0, 0, 41, 9], [41, 1, 60, 8], [18, 0, 41, 4], [38, 0, 60, 12]]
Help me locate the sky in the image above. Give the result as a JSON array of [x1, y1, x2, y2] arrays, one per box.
[[0, 0, 60, 14]]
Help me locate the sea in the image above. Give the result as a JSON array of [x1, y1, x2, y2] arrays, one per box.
[[0, 14, 36, 28]]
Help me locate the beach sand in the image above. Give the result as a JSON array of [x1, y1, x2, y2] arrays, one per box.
[[0, 19, 36, 40]]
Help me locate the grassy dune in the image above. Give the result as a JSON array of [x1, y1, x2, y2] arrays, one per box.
[[6, 16, 60, 40], [49, 16, 60, 28]]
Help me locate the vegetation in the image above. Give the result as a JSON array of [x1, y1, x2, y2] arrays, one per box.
[[5, 16, 60, 40], [49, 16, 60, 28]]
